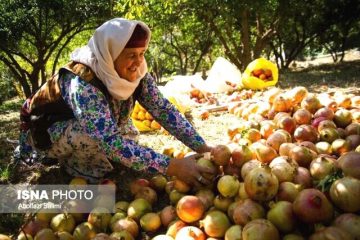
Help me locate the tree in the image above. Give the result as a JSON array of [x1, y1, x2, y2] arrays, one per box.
[[184, 0, 281, 71], [0, 0, 112, 97], [318, 0, 360, 62], [116, 0, 217, 77]]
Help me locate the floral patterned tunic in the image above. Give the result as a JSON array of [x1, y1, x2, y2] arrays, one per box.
[[19, 71, 205, 178]]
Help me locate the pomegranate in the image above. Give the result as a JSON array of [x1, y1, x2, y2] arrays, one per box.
[[33, 228, 57, 240], [293, 188, 334, 223], [272, 94, 292, 112], [279, 116, 297, 134], [242, 219, 280, 240], [50, 213, 76, 233], [231, 145, 253, 167], [336, 94, 352, 108], [346, 134, 360, 150], [243, 128, 262, 143], [314, 107, 334, 120], [176, 196, 205, 223], [334, 109, 352, 128], [294, 124, 319, 143], [286, 86, 308, 105], [315, 141, 332, 155], [282, 234, 305, 240], [213, 195, 233, 212], [196, 189, 215, 210], [298, 141, 317, 152], [289, 145, 315, 168], [166, 220, 187, 238], [200, 210, 231, 238], [110, 212, 127, 226], [169, 190, 186, 205], [319, 128, 340, 143], [293, 109, 312, 125], [252, 142, 278, 163], [217, 175, 240, 197], [267, 201, 295, 233], [330, 176, 360, 212], [279, 142, 296, 157], [211, 145, 232, 166], [266, 131, 289, 152], [301, 94, 321, 114], [196, 157, 218, 180], [338, 151, 360, 179], [73, 222, 97, 240], [232, 199, 265, 226], [111, 217, 139, 237], [22, 219, 48, 236], [151, 235, 174, 240], [150, 174, 168, 192], [317, 120, 337, 131], [269, 156, 297, 183], [331, 138, 351, 155], [238, 182, 249, 200], [109, 230, 134, 240], [114, 201, 130, 213], [227, 200, 241, 222], [140, 212, 161, 232], [240, 159, 261, 180], [345, 122, 360, 136], [160, 205, 177, 227], [129, 178, 150, 195], [276, 182, 303, 202], [127, 198, 152, 221], [309, 155, 337, 180], [332, 213, 360, 239], [175, 226, 205, 240], [223, 161, 241, 177], [260, 120, 276, 139], [224, 225, 242, 240], [309, 226, 352, 240], [87, 207, 111, 232], [135, 186, 158, 205], [293, 167, 312, 188], [92, 233, 111, 240], [244, 166, 279, 202]]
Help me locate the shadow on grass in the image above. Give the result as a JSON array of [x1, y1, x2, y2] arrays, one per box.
[[279, 60, 360, 93]]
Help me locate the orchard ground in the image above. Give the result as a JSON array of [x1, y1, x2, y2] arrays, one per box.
[[0, 54, 359, 235]]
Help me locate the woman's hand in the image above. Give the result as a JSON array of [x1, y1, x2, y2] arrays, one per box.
[[166, 153, 217, 187]]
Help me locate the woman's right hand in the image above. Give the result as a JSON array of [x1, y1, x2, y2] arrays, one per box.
[[166, 154, 217, 187]]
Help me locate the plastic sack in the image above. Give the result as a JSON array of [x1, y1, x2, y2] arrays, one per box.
[[241, 58, 278, 90], [204, 57, 242, 93]]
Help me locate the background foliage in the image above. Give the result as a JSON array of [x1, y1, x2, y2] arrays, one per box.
[[0, 0, 359, 100]]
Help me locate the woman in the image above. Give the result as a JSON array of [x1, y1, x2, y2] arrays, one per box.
[[19, 18, 215, 186]]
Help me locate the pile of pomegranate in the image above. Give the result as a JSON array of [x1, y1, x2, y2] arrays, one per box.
[[4, 86, 360, 240]]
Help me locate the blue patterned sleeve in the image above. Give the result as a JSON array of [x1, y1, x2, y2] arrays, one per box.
[[61, 72, 170, 174], [136, 74, 206, 151]]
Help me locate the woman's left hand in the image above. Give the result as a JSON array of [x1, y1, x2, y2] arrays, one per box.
[[166, 153, 216, 187]]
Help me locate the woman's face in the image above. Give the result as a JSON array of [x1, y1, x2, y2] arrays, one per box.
[[114, 47, 146, 82]]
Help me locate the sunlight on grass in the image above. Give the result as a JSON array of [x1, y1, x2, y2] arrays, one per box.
[[0, 165, 11, 182]]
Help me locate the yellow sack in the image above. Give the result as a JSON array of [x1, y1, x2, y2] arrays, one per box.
[[241, 58, 278, 90]]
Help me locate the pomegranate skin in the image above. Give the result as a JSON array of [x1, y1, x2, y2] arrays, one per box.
[[293, 188, 334, 224]]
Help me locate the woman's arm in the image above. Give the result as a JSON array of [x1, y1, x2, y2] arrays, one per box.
[[136, 74, 210, 152]]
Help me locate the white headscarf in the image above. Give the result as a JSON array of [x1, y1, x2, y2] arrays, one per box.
[[71, 18, 151, 100]]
